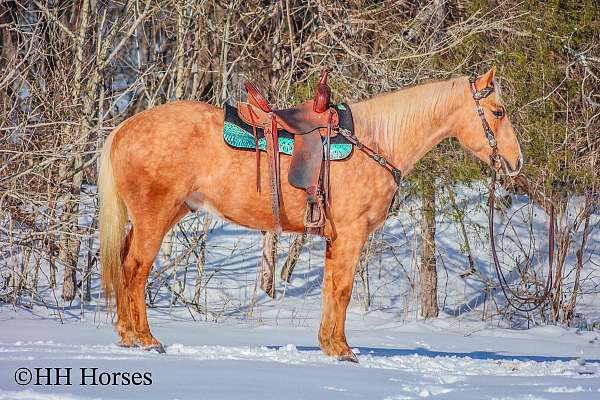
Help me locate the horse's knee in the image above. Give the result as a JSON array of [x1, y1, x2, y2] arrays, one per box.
[[334, 280, 353, 301]]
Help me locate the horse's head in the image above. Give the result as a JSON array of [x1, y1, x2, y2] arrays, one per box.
[[454, 66, 523, 176]]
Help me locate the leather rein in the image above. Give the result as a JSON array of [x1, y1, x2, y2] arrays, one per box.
[[469, 74, 555, 312]]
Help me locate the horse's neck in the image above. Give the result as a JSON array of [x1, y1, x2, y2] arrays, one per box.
[[350, 83, 458, 175]]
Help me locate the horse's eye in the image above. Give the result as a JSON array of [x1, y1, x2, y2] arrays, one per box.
[[492, 107, 504, 119]]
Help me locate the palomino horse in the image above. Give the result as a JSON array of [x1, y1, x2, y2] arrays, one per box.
[[98, 66, 522, 361]]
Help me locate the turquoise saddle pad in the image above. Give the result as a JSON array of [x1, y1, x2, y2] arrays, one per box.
[[223, 104, 353, 161]]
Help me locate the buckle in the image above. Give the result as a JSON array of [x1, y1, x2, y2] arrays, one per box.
[[392, 169, 402, 185]]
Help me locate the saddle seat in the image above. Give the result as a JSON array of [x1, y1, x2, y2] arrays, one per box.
[[238, 100, 339, 136], [241, 75, 338, 136], [236, 70, 338, 237]]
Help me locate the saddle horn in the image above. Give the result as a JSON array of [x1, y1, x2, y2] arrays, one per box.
[[313, 70, 331, 113]]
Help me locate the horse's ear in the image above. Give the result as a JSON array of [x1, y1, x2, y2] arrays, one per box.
[[476, 65, 496, 90]]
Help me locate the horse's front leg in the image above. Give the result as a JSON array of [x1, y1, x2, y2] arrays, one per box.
[[318, 225, 369, 362]]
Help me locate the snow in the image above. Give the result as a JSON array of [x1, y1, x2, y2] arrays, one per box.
[[1, 312, 599, 399], [1, 185, 599, 399]]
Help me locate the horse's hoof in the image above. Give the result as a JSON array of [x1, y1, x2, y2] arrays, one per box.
[[337, 352, 359, 363], [144, 343, 166, 354]]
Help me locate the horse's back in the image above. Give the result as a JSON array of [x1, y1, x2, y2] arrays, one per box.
[[113, 100, 222, 143], [109, 101, 225, 205], [112, 100, 224, 162]]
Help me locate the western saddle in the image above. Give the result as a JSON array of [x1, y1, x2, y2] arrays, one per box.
[[237, 70, 338, 237]]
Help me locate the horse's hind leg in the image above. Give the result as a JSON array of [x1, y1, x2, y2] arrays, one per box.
[[115, 228, 136, 346], [122, 204, 189, 351]]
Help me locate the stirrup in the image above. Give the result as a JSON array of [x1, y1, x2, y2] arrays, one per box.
[[304, 191, 326, 232]]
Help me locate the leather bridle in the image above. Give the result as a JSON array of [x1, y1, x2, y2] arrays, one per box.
[[469, 74, 554, 312], [469, 74, 499, 160], [337, 127, 403, 185]]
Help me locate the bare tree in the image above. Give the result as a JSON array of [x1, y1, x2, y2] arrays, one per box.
[[420, 178, 438, 318]]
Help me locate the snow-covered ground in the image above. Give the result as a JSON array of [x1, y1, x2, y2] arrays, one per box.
[[1, 311, 600, 400], [1, 185, 599, 399]]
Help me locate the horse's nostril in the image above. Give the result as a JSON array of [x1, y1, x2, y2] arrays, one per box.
[[500, 156, 522, 176]]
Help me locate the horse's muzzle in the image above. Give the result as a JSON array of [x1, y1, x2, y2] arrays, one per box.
[[500, 155, 523, 177]]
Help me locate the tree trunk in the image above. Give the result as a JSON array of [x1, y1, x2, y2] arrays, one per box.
[[260, 232, 278, 298], [281, 233, 307, 283], [59, 0, 91, 301], [420, 179, 438, 318], [565, 197, 591, 326]]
